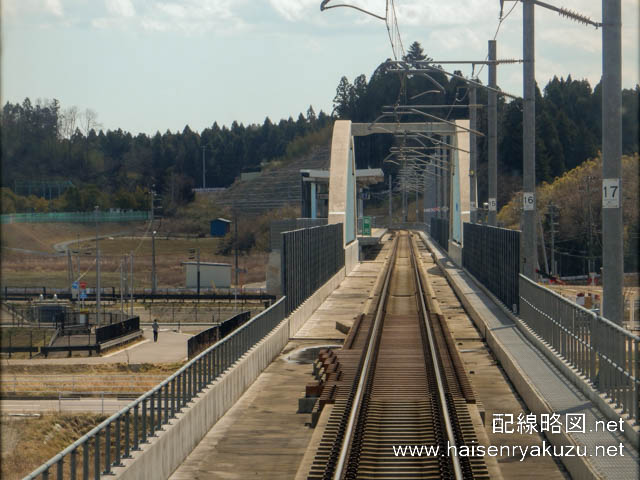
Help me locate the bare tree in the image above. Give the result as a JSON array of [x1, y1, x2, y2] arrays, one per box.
[[80, 108, 102, 172], [59, 106, 78, 140], [80, 108, 101, 137]]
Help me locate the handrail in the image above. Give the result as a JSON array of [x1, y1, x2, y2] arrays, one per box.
[[519, 274, 639, 423], [520, 274, 639, 341], [23, 297, 286, 479]]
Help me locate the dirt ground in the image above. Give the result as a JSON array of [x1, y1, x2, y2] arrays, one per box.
[[1, 222, 267, 289]]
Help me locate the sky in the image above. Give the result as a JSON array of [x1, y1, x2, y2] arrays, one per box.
[[2, 0, 639, 135]]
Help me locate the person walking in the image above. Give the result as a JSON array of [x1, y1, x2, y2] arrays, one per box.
[[152, 319, 159, 342]]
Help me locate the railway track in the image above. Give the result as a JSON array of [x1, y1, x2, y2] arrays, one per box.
[[308, 232, 489, 479]]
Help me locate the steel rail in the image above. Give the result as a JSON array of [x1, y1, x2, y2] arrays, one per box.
[[333, 233, 464, 480], [332, 235, 399, 480], [410, 235, 465, 480]]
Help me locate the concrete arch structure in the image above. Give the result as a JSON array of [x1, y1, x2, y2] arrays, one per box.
[[328, 120, 359, 274]]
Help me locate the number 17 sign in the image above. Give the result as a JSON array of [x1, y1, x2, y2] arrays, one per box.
[[602, 178, 620, 209]]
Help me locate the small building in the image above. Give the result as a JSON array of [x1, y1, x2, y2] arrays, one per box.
[[210, 218, 231, 237], [182, 262, 232, 289]]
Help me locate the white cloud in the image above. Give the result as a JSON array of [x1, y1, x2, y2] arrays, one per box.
[[1, 0, 64, 18], [106, 0, 136, 18], [140, 0, 248, 35], [270, 0, 388, 23], [268, 0, 319, 22], [44, 0, 63, 17]]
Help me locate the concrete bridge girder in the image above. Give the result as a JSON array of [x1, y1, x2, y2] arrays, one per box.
[[337, 120, 470, 256]]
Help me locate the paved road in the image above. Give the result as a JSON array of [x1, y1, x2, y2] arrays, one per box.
[[3, 327, 189, 366]]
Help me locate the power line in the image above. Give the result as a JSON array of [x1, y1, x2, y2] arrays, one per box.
[[476, 1, 519, 79]]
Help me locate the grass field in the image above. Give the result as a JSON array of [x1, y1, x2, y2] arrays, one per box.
[[0, 328, 53, 348], [1, 413, 110, 480], [1, 222, 267, 289], [1, 362, 184, 398]]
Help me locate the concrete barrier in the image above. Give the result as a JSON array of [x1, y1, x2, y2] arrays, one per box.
[[288, 268, 346, 337], [345, 240, 359, 275], [447, 240, 462, 267]]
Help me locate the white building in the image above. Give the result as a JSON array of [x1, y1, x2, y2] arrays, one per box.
[[182, 262, 232, 289]]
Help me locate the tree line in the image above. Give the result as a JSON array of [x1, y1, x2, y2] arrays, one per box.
[[333, 41, 639, 207], [1, 41, 638, 216], [0, 99, 331, 213]]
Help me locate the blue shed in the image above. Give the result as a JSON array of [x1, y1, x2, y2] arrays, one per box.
[[210, 218, 231, 237]]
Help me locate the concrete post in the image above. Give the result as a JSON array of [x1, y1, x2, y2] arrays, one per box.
[[388, 175, 392, 226], [310, 182, 317, 219], [522, 0, 537, 279], [402, 175, 407, 222], [120, 259, 124, 315], [95, 207, 101, 323], [201, 146, 206, 189], [130, 251, 134, 316], [437, 146, 443, 219], [67, 249, 73, 294], [469, 84, 478, 223], [601, 0, 623, 325], [444, 142, 450, 223], [423, 167, 428, 224], [488, 40, 498, 226], [151, 230, 157, 294]]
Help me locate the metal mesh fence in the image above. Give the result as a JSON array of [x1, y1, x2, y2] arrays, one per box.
[[270, 218, 327, 251], [281, 223, 344, 316], [430, 218, 449, 251], [462, 222, 520, 311]]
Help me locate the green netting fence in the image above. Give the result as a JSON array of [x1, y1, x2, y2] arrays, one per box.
[[1, 211, 150, 224]]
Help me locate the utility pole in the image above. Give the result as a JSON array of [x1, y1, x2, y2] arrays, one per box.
[[602, 0, 623, 325], [586, 176, 594, 277], [469, 84, 478, 223], [437, 146, 442, 219], [388, 175, 392, 227], [151, 230, 157, 294], [415, 187, 419, 223], [488, 40, 498, 226], [150, 185, 155, 223], [548, 202, 558, 276], [537, 211, 549, 275], [442, 142, 453, 223], [401, 174, 407, 222], [201, 146, 207, 189], [76, 233, 80, 279], [95, 206, 101, 324], [234, 215, 239, 289], [423, 167, 428, 224], [130, 251, 134, 316], [234, 214, 239, 311], [197, 248, 201, 297], [522, 0, 537, 279], [67, 249, 73, 294], [120, 258, 124, 315]]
